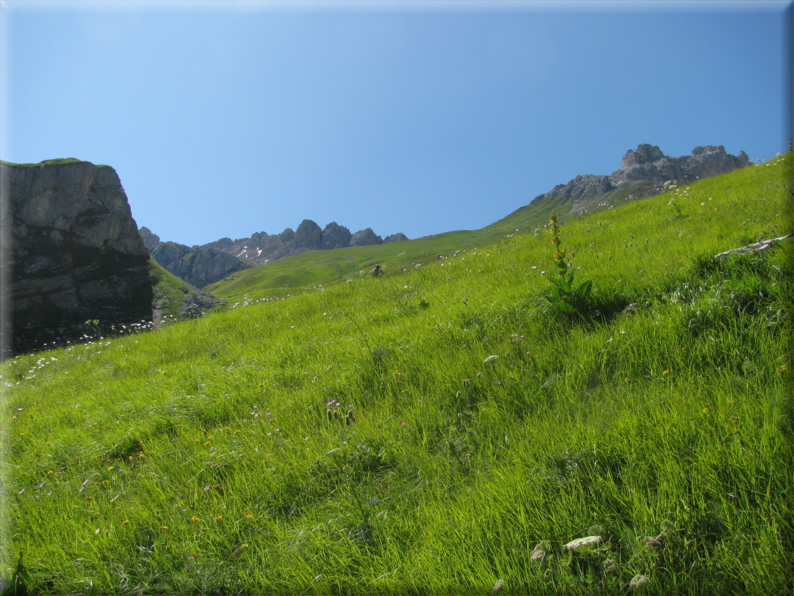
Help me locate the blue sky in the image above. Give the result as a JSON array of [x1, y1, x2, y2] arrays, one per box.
[[2, 1, 791, 247]]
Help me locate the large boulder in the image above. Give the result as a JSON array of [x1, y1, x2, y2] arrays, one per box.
[[1, 158, 153, 357]]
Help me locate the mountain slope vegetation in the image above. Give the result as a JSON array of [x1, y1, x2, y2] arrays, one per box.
[[1, 155, 792, 595]]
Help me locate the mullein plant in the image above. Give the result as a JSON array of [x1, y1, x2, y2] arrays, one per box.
[[546, 212, 592, 315]]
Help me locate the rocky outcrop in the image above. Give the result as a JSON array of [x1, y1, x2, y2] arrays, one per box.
[[384, 233, 409, 243], [149, 242, 252, 289], [320, 222, 353, 249], [193, 219, 408, 266], [350, 228, 382, 247], [611, 144, 750, 184], [138, 226, 161, 252], [530, 144, 750, 214], [1, 158, 153, 357]]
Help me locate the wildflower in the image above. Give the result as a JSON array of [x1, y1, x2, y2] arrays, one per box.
[[245, 512, 253, 519], [484, 355, 499, 363], [401, 422, 407, 427], [121, 520, 130, 526], [603, 559, 617, 572], [216, 514, 222, 520], [107, 466, 114, 471], [160, 526, 168, 530], [190, 516, 200, 523], [702, 408, 710, 414], [663, 370, 670, 376]]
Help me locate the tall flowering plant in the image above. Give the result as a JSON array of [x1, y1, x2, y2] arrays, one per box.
[[546, 212, 592, 314]]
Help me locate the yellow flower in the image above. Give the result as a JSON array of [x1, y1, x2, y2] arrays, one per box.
[[245, 512, 254, 519], [121, 520, 130, 526], [107, 466, 114, 471], [550, 212, 558, 223], [215, 514, 223, 520], [663, 370, 670, 376], [702, 408, 710, 414], [553, 251, 565, 260], [552, 237, 561, 246], [191, 516, 200, 523]]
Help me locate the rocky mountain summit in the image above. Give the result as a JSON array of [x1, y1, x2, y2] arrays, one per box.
[[144, 219, 408, 288], [530, 144, 750, 214], [198, 219, 409, 267], [1, 158, 153, 357]]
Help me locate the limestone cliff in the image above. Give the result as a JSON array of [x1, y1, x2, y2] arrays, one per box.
[[1, 158, 153, 357]]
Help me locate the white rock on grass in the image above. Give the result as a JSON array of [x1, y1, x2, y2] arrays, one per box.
[[563, 536, 602, 551]]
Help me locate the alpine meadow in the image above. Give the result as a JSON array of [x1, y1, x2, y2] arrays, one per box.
[[1, 154, 792, 594]]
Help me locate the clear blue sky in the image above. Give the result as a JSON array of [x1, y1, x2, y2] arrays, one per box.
[[2, 1, 791, 247]]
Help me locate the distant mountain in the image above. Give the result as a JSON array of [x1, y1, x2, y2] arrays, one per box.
[[142, 220, 408, 288], [148, 241, 253, 289], [197, 219, 409, 266], [529, 144, 750, 215]]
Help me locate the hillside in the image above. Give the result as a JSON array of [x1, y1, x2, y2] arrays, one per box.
[[207, 144, 751, 302], [1, 154, 791, 594]]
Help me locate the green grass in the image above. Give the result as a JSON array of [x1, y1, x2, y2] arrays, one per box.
[[1, 155, 792, 595], [0, 158, 100, 168]]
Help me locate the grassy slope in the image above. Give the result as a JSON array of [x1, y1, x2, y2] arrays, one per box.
[[205, 228, 505, 303], [149, 259, 190, 319], [1, 155, 792, 595], [206, 169, 700, 302]]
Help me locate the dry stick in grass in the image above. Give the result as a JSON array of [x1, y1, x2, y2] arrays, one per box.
[[714, 233, 793, 260]]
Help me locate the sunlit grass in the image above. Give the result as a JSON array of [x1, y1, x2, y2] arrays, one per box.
[[1, 154, 792, 594]]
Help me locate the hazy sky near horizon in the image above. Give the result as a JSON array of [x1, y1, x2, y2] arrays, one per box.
[[2, 1, 791, 246]]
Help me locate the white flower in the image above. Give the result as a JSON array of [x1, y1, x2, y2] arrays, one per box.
[[483, 355, 499, 363]]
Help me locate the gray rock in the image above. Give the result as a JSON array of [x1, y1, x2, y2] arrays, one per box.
[[350, 228, 383, 247], [295, 219, 322, 250], [530, 144, 750, 214], [194, 219, 402, 266], [320, 221, 353, 249], [138, 226, 161, 252], [384, 233, 408, 243], [1, 158, 153, 356], [150, 242, 251, 289]]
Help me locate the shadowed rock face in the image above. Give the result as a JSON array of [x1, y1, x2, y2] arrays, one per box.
[[150, 242, 251, 289], [1, 159, 153, 357]]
